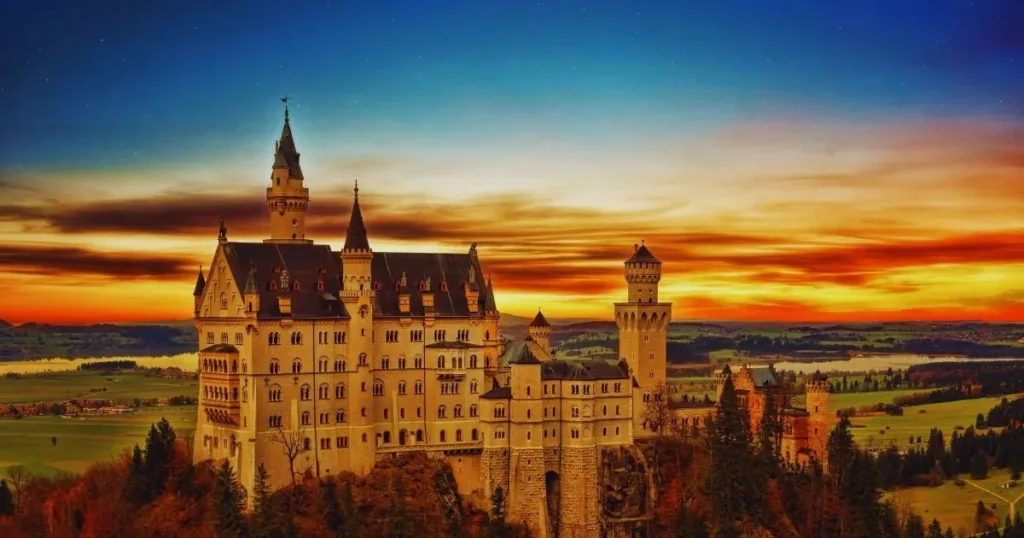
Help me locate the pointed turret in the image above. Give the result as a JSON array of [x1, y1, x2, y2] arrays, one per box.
[[528, 308, 551, 355], [529, 309, 550, 328], [265, 98, 311, 243], [483, 274, 497, 313], [343, 181, 371, 251], [193, 266, 206, 297], [243, 262, 260, 316]]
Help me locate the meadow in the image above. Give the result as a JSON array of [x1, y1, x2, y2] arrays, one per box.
[[0, 405, 196, 476], [0, 370, 198, 405], [887, 473, 1024, 535], [851, 396, 1009, 450]]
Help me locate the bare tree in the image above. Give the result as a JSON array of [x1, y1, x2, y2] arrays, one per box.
[[268, 424, 310, 486], [642, 383, 672, 438], [5, 465, 26, 510]]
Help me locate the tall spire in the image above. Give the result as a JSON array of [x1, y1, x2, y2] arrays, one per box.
[[193, 266, 206, 296], [343, 181, 370, 251], [273, 95, 303, 179], [244, 262, 258, 294]]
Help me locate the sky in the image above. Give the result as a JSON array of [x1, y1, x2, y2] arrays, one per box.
[[1, 0, 1022, 324]]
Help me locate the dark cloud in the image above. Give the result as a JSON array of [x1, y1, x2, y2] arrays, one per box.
[[0, 244, 194, 279]]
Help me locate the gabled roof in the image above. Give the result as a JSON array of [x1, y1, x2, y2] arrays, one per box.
[[529, 309, 550, 328], [626, 243, 659, 263], [540, 359, 629, 381], [746, 366, 779, 388], [498, 339, 551, 366], [370, 252, 485, 317], [480, 385, 512, 400]]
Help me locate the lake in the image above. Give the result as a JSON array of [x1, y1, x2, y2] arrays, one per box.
[[771, 354, 1023, 374], [2, 352, 1022, 376], [0, 353, 198, 375]]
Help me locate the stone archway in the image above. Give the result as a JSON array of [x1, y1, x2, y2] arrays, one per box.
[[545, 471, 561, 534]]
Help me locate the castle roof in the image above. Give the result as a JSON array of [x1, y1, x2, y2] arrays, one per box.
[[498, 339, 551, 366], [480, 385, 512, 400], [219, 241, 488, 320], [540, 359, 629, 381], [200, 344, 239, 354], [273, 111, 304, 179], [343, 183, 370, 251], [626, 243, 659, 263], [529, 309, 550, 328], [746, 366, 779, 388], [192, 267, 206, 296]]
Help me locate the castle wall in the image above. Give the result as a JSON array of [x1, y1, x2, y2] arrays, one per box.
[[557, 445, 601, 537]]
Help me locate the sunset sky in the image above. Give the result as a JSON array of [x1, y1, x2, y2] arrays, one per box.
[[1, 1, 1023, 324]]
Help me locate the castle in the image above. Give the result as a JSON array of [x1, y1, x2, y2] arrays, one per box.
[[192, 107, 831, 536]]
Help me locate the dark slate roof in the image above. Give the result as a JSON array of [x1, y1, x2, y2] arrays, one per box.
[[626, 243, 659, 263], [529, 310, 550, 328], [370, 251, 485, 317], [747, 367, 779, 388], [243, 265, 258, 294], [540, 359, 629, 381], [483, 276, 497, 312], [273, 115, 304, 179], [201, 344, 240, 353], [193, 268, 206, 296], [218, 242, 490, 320], [221, 242, 345, 320], [509, 345, 542, 365], [480, 386, 512, 400], [424, 341, 483, 349], [343, 186, 370, 251]]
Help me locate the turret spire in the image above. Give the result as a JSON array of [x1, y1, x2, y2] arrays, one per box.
[[193, 266, 206, 296], [343, 181, 370, 251], [272, 96, 303, 179]]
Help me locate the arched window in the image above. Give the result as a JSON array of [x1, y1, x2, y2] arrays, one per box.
[[383, 430, 391, 443], [414, 356, 424, 369], [335, 359, 346, 372], [292, 280, 300, 291], [268, 384, 282, 402], [381, 357, 390, 370], [469, 355, 478, 368], [301, 412, 311, 425], [358, 353, 368, 366], [469, 405, 478, 417], [319, 383, 330, 399], [373, 380, 384, 396], [440, 430, 447, 442], [456, 429, 463, 442], [336, 410, 346, 423], [335, 383, 346, 399], [416, 430, 424, 442], [437, 405, 447, 419], [437, 355, 446, 369], [292, 359, 302, 374], [300, 384, 311, 400], [440, 281, 448, 292], [414, 380, 423, 394], [219, 293, 227, 309], [470, 380, 478, 394], [454, 405, 463, 418], [398, 356, 407, 369], [472, 428, 479, 441], [398, 381, 407, 395], [269, 360, 280, 374]]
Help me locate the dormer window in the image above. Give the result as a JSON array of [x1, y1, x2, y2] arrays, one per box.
[[292, 280, 301, 291], [395, 280, 403, 291], [273, 265, 282, 274], [419, 280, 427, 291], [439, 281, 448, 292], [269, 281, 278, 291], [316, 280, 325, 291]]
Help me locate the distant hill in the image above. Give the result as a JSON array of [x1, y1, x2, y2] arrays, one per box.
[[0, 319, 10, 328]]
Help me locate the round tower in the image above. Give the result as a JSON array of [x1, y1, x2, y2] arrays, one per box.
[[805, 372, 833, 461], [624, 241, 661, 303], [527, 308, 551, 356]]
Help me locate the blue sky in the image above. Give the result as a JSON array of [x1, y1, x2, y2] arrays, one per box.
[[1, 0, 1020, 170]]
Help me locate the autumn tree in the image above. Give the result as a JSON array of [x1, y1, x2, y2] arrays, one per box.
[[212, 460, 248, 538], [756, 392, 783, 476], [4, 465, 25, 510], [268, 424, 310, 486], [386, 475, 417, 538], [642, 383, 673, 438]]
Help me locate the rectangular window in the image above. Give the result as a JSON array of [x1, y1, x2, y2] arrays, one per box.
[[338, 436, 349, 448], [206, 332, 214, 344]]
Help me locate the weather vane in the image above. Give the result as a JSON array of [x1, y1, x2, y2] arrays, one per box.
[[281, 94, 290, 121]]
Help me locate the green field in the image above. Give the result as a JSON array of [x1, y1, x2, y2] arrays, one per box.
[[852, 397, 1008, 450], [0, 370, 198, 405], [0, 406, 197, 476], [888, 474, 1024, 534]]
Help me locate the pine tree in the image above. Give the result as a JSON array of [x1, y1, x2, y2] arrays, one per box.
[[706, 374, 757, 538], [143, 418, 176, 498], [386, 475, 416, 538], [250, 464, 279, 538], [338, 481, 360, 537], [486, 487, 510, 538], [904, 515, 926, 538], [0, 479, 13, 516], [123, 444, 149, 503], [757, 392, 783, 476], [320, 477, 344, 537], [826, 417, 856, 484], [213, 460, 248, 538], [971, 450, 989, 479], [926, 518, 943, 538]]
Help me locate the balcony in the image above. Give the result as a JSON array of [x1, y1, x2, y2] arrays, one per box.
[[435, 368, 467, 380]]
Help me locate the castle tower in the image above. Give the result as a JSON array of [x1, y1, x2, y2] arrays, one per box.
[[243, 263, 259, 318], [806, 372, 832, 463], [527, 309, 551, 355], [265, 99, 312, 244], [506, 351, 547, 535], [340, 182, 376, 473], [192, 266, 206, 316], [613, 242, 672, 436]]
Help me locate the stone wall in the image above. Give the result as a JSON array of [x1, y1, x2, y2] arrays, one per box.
[[508, 447, 547, 536], [481, 448, 510, 506], [557, 445, 601, 537]]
